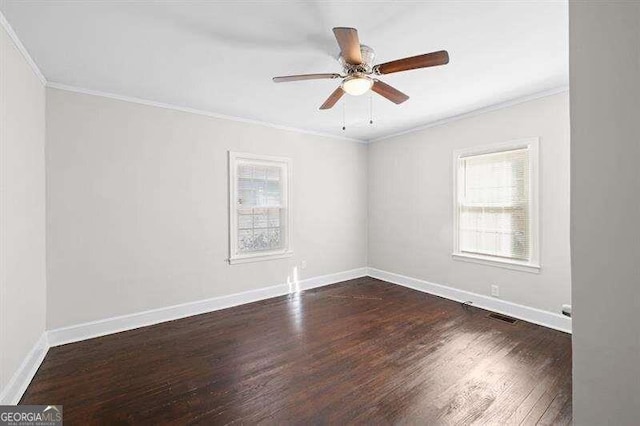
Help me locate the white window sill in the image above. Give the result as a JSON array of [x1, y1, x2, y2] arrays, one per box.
[[452, 252, 541, 274], [229, 250, 293, 265]]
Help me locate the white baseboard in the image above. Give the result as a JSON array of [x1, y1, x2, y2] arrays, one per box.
[[367, 268, 571, 333], [0, 333, 49, 405], [299, 267, 368, 291], [47, 267, 367, 347], [3, 265, 567, 405]]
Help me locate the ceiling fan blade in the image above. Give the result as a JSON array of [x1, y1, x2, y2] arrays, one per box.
[[333, 27, 362, 65], [371, 80, 409, 104], [319, 87, 345, 110], [375, 50, 449, 75], [273, 73, 341, 83]]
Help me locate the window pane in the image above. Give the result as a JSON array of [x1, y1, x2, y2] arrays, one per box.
[[238, 229, 253, 252], [268, 209, 280, 227], [238, 211, 253, 230], [232, 155, 289, 259], [268, 228, 281, 248], [237, 163, 282, 208], [458, 148, 530, 260], [238, 164, 253, 179], [253, 210, 268, 229], [252, 165, 267, 180], [236, 207, 285, 254]]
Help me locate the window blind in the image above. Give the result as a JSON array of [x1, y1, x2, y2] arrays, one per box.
[[457, 148, 530, 260]]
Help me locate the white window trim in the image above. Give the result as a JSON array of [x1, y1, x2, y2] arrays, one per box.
[[228, 152, 293, 265], [452, 138, 541, 273]]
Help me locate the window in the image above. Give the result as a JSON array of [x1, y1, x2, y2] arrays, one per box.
[[229, 152, 292, 264], [453, 139, 540, 272]]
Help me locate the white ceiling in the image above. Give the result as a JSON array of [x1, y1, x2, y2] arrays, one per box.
[[1, 1, 568, 141]]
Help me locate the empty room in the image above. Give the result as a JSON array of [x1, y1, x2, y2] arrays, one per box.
[[1, 1, 638, 424]]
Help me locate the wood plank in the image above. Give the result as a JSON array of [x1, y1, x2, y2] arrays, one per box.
[[20, 277, 572, 424]]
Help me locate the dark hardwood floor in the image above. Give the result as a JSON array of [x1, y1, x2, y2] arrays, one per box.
[[22, 277, 572, 425]]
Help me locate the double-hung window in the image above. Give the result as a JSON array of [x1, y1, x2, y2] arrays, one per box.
[[229, 152, 292, 264], [453, 138, 540, 272]]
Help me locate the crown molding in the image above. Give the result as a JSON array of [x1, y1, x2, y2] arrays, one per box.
[[0, 8, 567, 145], [45, 83, 569, 145], [0, 10, 46, 85], [369, 85, 570, 143], [46, 82, 367, 144]]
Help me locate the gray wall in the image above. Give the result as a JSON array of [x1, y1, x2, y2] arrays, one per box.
[[368, 93, 571, 314], [45, 88, 368, 329], [570, 2, 640, 424], [0, 23, 46, 395]]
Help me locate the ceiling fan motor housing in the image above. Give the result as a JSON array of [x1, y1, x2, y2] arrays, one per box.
[[273, 27, 449, 109], [339, 45, 376, 74]]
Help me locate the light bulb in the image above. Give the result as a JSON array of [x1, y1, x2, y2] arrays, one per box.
[[342, 75, 373, 96]]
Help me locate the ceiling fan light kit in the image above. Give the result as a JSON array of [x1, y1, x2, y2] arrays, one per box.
[[342, 74, 373, 96], [273, 27, 449, 110]]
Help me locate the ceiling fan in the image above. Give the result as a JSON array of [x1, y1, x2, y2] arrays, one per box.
[[273, 27, 449, 110]]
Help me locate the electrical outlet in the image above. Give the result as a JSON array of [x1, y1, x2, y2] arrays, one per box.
[[301, 260, 307, 269], [491, 285, 500, 298]]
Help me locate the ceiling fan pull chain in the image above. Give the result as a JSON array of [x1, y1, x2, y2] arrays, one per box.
[[369, 93, 374, 125], [273, 28, 448, 111], [342, 100, 346, 131]]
